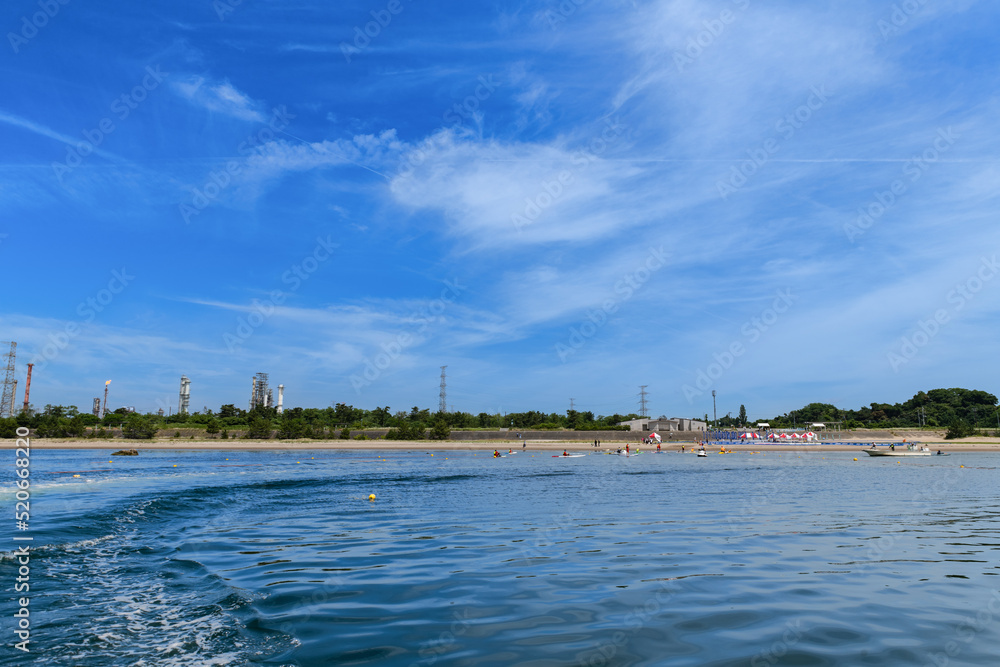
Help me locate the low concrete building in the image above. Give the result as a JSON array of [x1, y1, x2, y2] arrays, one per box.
[[619, 416, 707, 432]]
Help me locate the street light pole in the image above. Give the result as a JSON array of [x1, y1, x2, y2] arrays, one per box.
[[712, 390, 717, 429]]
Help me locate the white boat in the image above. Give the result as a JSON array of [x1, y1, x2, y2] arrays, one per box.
[[697, 449, 707, 458], [864, 444, 931, 457]]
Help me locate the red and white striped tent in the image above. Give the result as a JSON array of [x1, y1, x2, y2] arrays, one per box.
[[739, 432, 760, 440], [648, 432, 662, 443], [803, 432, 817, 441], [790, 433, 802, 439]]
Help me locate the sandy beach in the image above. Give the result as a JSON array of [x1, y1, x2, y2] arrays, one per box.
[[8, 436, 1000, 452]]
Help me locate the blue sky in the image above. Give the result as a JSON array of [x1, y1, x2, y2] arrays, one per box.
[[2, 0, 998, 420]]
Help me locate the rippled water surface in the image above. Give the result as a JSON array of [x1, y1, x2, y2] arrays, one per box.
[[2, 447, 999, 666]]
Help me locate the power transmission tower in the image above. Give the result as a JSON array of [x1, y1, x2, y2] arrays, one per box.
[[638, 385, 648, 417], [439, 366, 447, 413], [0, 342, 16, 419], [569, 398, 575, 412]]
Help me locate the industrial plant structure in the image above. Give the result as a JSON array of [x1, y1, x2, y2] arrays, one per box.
[[250, 372, 272, 410], [0, 341, 16, 418], [22, 363, 33, 414], [178, 375, 191, 415]]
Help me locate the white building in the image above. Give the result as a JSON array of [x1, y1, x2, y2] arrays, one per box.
[[619, 416, 707, 432]]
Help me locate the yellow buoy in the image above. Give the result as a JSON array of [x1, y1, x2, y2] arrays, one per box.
[[853, 458, 857, 461], [73, 474, 80, 478], [173, 464, 177, 467], [368, 494, 376, 501]]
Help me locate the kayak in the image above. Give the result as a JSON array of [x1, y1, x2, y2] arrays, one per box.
[[552, 454, 586, 458]]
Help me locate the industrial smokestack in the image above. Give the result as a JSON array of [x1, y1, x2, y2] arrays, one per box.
[[178, 375, 191, 415], [22, 363, 33, 414], [277, 384, 284, 414], [102, 380, 111, 418]]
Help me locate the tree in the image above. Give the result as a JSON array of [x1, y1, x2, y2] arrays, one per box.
[[430, 417, 451, 440], [738, 405, 747, 427], [244, 415, 273, 439], [121, 413, 157, 439], [276, 415, 304, 439], [205, 417, 220, 436], [386, 421, 425, 440], [218, 404, 241, 419], [945, 419, 974, 440], [372, 406, 391, 427]]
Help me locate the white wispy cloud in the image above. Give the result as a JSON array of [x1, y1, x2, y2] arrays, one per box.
[[171, 76, 266, 122]]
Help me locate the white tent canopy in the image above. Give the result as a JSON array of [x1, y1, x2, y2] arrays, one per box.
[[648, 432, 662, 443]]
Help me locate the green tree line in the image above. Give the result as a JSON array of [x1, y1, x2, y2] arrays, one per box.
[[0, 402, 642, 440], [725, 388, 998, 433]]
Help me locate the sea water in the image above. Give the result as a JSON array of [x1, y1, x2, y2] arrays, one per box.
[[1, 448, 999, 666]]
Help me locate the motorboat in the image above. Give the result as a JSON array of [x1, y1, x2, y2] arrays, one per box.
[[864, 443, 931, 457]]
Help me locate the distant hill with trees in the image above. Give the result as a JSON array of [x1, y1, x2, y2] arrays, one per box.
[[720, 388, 998, 432]]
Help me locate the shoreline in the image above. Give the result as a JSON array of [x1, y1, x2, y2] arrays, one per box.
[[6, 438, 1000, 452]]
